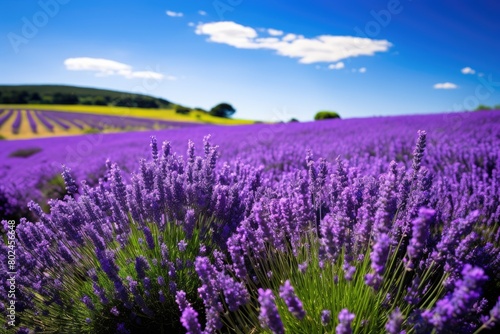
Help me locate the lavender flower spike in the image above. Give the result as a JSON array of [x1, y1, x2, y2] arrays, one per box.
[[279, 280, 306, 320], [258, 288, 285, 334], [336, 309, 355, 334], [385, 307, 405, 334]]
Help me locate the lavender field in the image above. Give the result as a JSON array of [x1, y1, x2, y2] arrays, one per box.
[[0, 109, 199, 140], [1, 110, 500, 333]]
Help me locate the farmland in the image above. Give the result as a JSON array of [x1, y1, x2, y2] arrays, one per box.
[[1, 110, 499, 333], [0, 107, 251, 140]]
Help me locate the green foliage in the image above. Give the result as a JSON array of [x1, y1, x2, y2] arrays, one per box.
[[0, 85, 174, 109], [210, 103, 236, 118], [8, 147, 43, 158], [37, 175, 68, 212], [83, 128, 102, 134], [314, 111, 341, 121], [175, 106, 191, 115], [18, 215, 217, 333], [475, 105, 492, 111], [225, 233, 447, 333], [0, 134, 6, 140]]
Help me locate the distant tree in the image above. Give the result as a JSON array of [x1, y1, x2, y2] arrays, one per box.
[[53, 93, 78, 104], [175, 106, 191, 115], [30, 92, 42, 102], [93, 96, 108, 106], [289, 118, 299, 123], [494, 105, 500, 110], [475, 104, 492, 111], [314, 111, 341, 121], [210, 103, 236, 118], [194, 107, 208, 113]]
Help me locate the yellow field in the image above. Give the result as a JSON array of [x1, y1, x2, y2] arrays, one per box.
[[0, 104, 254, 125], [0, 105, 255, 140]]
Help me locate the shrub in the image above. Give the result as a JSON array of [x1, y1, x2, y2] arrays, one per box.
[[314, 111, 341, 120]]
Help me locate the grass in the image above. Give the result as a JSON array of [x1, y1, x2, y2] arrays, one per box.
[[0, 104, 255, 126]]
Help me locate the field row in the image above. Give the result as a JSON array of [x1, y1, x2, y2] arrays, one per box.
[[0, 109, 198, 139]]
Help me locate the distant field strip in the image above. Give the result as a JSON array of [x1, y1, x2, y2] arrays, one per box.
[[0, 109, 201, 139]]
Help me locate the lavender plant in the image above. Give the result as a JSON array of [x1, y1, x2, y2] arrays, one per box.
[[0, 110, 499, 333]]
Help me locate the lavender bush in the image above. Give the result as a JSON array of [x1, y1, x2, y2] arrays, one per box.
[[0, 110, 499, 333]]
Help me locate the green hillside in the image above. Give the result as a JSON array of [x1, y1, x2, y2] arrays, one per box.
[[0, 84, 174, 109]]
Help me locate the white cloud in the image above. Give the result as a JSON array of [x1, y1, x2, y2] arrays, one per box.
[[166, 10, 183, 17], [195, 21, 392, 64], [328, 62, 345, 70], [433, 82, 458, 89], [64, 57, 165, 80], [267, 28, 283, 36], [282, 33, 297, 42], [461, 67, 475, 75], [359, 67, 367, 73], [188, 22, 195, 27], [198, 10, 207, 16]]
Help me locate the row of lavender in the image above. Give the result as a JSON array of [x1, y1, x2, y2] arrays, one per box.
[[0, 109, 198, 134], [0, 111, 499, 332]]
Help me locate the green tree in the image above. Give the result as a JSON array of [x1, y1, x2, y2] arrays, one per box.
[[175, 106, 191, 115], [209, 103, 236, 118], [314, 110, 341, 121], [475, 104, 491, 111]]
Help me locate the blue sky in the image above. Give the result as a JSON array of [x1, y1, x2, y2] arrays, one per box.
[[1, 0, 499, 121]]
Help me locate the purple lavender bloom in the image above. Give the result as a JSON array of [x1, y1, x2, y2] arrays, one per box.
[[279, 280, 306, 320], [366, 233, 391, 290], [422, 264, 488, 330], [258, 288, 284, 334], [157, 276, 165, 286], [61, 165, 78, 195], [110, 306, 120, 316], [406, 208, 434, 270], [221, 275, 249, 312], [321, 309, 331, 326], [178, 239, 188, 252], [81, 295, 95, 311], [135, 256, 150, 279], [336, 309, 355, 334], [116, 323, 131, 334], [184, 209, 196, 239], [180, 306, 202, 334], [385, 307, 405, 334], [143, 226, 155, 250]]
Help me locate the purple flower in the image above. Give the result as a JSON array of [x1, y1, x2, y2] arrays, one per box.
[[143, 227, 155, 250], [116, 323, 131, 334], [366, 233, 391, 290], [279, 280, 306, 320], [178, 239, 188, 252], [422, 264, 488, 330], [180, 306, 202, 334], [385, 307, 405, 334], [81, 295, 95, 311], [406, 208, 434, 270], [321, 309, 331, 326], [336, 309, 355, 334], [132, 257, 149, 281], [258, 288, 284, 334], [110, 306, 120, 316]]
